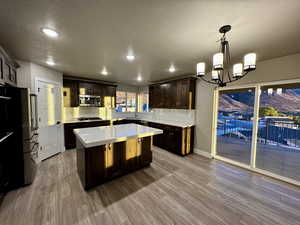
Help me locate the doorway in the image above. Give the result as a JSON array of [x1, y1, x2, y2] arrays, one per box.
[[37, 80, 63, 161]]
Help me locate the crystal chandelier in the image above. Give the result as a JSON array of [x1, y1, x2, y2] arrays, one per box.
[[196, 25, 256, 87]]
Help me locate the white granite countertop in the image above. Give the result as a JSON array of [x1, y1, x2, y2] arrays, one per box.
[[74, 124, 163, 148], [137, 118, 194, 128], [115, 117, 195, 128], [63, 119, 108, 124], [63, 118, 194, 128]]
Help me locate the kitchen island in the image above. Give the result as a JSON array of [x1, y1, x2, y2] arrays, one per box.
[[74, 124, 163, 190]]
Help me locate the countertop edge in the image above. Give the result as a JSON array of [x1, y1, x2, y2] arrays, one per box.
[[74, 129, 163, 148]]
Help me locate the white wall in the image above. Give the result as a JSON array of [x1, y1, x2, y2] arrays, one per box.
[[31, 63, 63, 94], [195, 53, 300, 153]]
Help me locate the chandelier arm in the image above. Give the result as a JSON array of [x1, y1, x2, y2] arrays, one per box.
[[199, 76, 219, 85], [227, 70, 232, 83], [222, 71, 250, 85]]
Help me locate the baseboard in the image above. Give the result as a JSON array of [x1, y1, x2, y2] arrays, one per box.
[[193, 148, 213, 159]]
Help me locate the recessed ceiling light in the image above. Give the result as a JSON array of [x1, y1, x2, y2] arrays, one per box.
[[126, 54, 135, 61], [137, 75, 142, 81], [101, 67, 108, 75], [41, 27, 59, 38], [169, 65, 176, 73], [46, 59, 55, 66]]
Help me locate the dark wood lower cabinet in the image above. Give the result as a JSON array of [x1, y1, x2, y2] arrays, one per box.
[[76, 136, 152, 190], [148, 122, 194, 156], [64, 121, 110, 150], [112, 120, 194, 156]]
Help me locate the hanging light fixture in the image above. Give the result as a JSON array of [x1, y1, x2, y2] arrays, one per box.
[[196, 25, 256, 87]]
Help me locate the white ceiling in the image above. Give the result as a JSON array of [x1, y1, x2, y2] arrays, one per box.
[[1, 0, 300, 85]]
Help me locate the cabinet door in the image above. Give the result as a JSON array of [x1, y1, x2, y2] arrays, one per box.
[[125, 138, 139, 171], [3, 63, 10, 83], [112, 141, 126, 177], [63, 79, 79, 107], [79, 82, 94, 95], [149, 85, 155, 108], [176, 79, 189, 109], [85, 145, 106, 189], [140, 137, 152, 166], [92, 83, 102, 96], [103, 85, 116, 108], [0, 57, 4, 84], [64, 124, 77, 149]]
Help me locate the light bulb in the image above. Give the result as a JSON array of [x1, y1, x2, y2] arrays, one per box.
[[267, 88, 273, 95], [244, 53, 256, 71], [46, 59, 55, 66], [41, 28, 59, 38], [101, 67, 108, 75], [276, 88, 282, 95], [169, 65, 176, 73], [212, 70, 219, 80], [126, 54, 135, 61], [233, 63, 243, 77], [213, 53, 223, 70], [196, 62, 205, 77]]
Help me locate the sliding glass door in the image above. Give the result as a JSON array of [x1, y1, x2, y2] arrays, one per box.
[[256, 83, 300, 181], [214, 81, 300, 184], [216, 88, 255, 165]]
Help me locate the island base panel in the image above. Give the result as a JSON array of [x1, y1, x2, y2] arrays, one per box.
[[76, 136, 152, 190]]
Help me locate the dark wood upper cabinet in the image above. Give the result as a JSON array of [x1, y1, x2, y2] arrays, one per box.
[[149, 77, 196, 109], [63, 79, 79, 107], [63, 77, 117, 108], [0, 47, 18, 86]]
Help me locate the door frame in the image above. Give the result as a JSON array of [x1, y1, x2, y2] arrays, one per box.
[[35, 77, 64, 162], [211, 78, 300, 186]]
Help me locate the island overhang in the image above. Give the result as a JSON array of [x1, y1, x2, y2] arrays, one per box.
[[74, 123, 163, 148]]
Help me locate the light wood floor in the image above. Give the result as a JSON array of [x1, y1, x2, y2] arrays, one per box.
[[1, 147, 300, 225]]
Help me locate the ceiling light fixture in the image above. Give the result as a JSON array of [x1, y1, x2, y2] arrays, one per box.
[[46, 59, 55, 66], [169, 65, 176, 73], [126, 54, 135, 61], [41, 27, 59, 38], [101, 67, 108, 75], [137, 75, 142, 81], [196, 25, 256, 87]]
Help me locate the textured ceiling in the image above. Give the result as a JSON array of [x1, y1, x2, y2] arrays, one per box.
[[1, 0, 300, 85]]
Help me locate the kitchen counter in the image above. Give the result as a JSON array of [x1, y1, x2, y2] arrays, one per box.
[[115, 117, 195, 128], [63, 119, 109, 124], [63, 117, 194, 128], [74, 124, 163, 148]]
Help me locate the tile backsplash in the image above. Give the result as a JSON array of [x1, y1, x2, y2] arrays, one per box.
[[63, 107, 195, 125], [63, 107, 112, 121], [137, 109, 195, 124]]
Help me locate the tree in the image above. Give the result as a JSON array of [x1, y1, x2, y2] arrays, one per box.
[[259, 106, 280, 117]]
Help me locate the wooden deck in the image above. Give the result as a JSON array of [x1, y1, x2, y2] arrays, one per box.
[[1, 147, 300, 225]]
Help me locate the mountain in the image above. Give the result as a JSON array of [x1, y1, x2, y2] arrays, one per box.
[[260, 90, 300, 113], [219, 89, 300, 113], [219, 94, 250, 111]]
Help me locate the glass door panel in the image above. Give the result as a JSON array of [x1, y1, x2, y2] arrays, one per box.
[[256, 83, 300, 181], [216, 88, 256, 165]]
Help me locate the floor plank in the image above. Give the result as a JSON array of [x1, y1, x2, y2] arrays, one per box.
[[1, 147, 300, 225]]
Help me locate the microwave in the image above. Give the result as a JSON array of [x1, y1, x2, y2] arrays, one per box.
[[79, 94, 101, 107]]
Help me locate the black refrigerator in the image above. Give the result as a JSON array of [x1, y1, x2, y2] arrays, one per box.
[[0, 85, 38, 197]]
